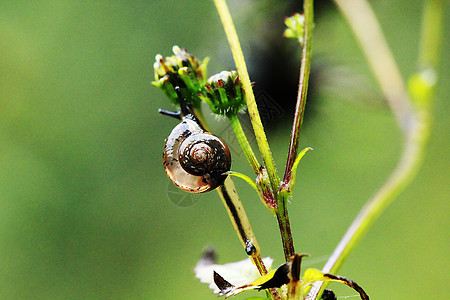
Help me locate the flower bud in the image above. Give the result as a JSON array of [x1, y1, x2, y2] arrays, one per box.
[[153, 46, 209, 107], [284, 13, 305, 46], [203, 71, 246, 117]]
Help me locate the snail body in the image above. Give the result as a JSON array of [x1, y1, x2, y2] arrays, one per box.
[[163, 116, 231, 193]]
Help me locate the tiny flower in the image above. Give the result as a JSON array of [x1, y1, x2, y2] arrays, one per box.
[[153, 46, 209, 107], [284, 13, 305, 46], [203, 70, 246, 117]]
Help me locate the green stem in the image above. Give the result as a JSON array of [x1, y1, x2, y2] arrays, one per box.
[[419, 0, 444, 69], [214, 0, 316, 263], [278, 0, 315, 263], [276, 198, 295, 261], [228, 114, 280, 212], [228, 113, 261, 174], [213, 0, 280, 194], [332, 0, 414, 133], [306, 113, 431, 299], [306, 0, 444, 298], [282, 0, 314, 186], [217, 179, 266, 272], [194, 112, 271, 278]]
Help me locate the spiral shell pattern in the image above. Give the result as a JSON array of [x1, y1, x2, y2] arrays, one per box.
[[163, 118, 231, 193]]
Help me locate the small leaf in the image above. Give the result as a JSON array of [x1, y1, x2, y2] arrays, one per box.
[[302, 269, 370, 300], [195, 255, 273, 294], [213, 260, 289, 298], [302, 268, 328, 286], [224, 171, 267, 207], [214, 271, 234, 295], [255, 264, 290, 290], [322, 273, 369, 300], [279, 147, 312, 199], [224, 171, 259, 194], [218, 258, 293, 298]]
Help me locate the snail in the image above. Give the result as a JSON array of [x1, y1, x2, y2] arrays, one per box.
[[160, 89, 231, 193]]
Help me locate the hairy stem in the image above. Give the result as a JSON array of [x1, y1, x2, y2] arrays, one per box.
[[213, 0, 280, 194], [283, 0, 314, 186], [276, 199, 295, 262], [214, 0, 300, 266], [278, 0, 315, 263]]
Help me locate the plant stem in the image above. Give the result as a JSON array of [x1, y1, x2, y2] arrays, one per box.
[[228, 114, 280, 211], [418, 0, 444, 69], [306, 114, 431, 299], [228, 113, 261, 174], [282, 0, 314, 186], [218, 178, 268, 275], [276, 198, 295, 261], [193, 110, 271, 278], [214, 0, 298, 265], [214, 0, 316, 263], [332, 0, 414, 132], [306, 0, 444, 298], [276, 0, 315, 263], [213, 0, 280, 194]]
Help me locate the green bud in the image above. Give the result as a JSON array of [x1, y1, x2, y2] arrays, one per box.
[[408, 69, 436, 108], [284, 13, 305, 46], [203, 71, 246, 117], [152, 46, 209, 107]]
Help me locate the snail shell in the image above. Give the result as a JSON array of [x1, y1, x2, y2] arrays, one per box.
[[163, 118, 231, 193]]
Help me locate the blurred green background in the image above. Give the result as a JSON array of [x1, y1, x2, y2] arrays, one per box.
[[0, 1, 448, 299]]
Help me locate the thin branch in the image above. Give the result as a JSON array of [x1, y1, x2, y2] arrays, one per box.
[[213, 0, 280, 193], [213, 0, 296, 268], [217, 178, 268, 275], [191, 111, 270, 277], [418, 0, 445, 69], [282, 0, 314, 187], [306, 113, 431, 299], [228, 114, 261, 174], [306, 0, 444, 298], [333, 0, 415, 133]]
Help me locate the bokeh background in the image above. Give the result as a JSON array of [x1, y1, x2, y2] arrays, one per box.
[[0, 0, 448, 299]]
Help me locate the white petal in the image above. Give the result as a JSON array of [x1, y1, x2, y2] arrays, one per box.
[[194, 257, 273, 294]]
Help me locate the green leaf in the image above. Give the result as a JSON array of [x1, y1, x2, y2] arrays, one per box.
[[279, 147, 313, 199], [302, 269, 369, 300], [302, 268, 328, 286], [224, 171, 262, 199]]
